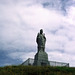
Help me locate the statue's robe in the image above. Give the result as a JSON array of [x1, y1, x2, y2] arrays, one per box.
[[36, 33, 46, 51]]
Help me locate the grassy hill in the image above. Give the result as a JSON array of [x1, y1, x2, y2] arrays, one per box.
[[0, 65, 75, 75]]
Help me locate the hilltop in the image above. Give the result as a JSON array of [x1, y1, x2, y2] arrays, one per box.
[[0, 65, 75, 75]]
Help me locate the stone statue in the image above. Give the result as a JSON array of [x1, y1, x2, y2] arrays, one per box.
[[34, 29, 49, 66], [36, 29, 46, 52]]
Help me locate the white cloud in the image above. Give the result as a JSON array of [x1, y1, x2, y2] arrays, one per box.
[[8, 52, 35, 62], [65, 6, 75, 25], [64, 41, 75, 54], [48, 51, 75, 66], [0, 0, 75, 67], [0, 0, 64, 50]]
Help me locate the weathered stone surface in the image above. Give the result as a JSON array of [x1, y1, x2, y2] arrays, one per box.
[[34, 51, 49, 66], [34, 29, 49, 66], [36, 29, 46, 52]]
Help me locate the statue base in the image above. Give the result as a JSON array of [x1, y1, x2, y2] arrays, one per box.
[[33, 51, 49, 66]]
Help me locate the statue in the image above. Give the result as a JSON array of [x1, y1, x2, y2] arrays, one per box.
[[34, 29, 49, 66], [36, 29, 46, 52]]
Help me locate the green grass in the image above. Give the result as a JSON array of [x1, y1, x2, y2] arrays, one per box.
[[0, 65, 75, 75]]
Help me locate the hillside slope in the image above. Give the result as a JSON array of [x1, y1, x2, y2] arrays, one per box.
[[0, 66, 75, 75]]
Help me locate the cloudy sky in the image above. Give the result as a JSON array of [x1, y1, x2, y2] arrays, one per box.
[[0, 0, 75, 67]]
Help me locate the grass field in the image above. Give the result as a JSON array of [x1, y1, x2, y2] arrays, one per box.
[[0, 65, 75, 75]]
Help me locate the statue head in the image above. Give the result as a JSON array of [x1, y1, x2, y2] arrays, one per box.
[[40, 29, 43, 34]]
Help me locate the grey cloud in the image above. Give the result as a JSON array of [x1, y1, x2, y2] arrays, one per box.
[[0, 0, 75, 67]]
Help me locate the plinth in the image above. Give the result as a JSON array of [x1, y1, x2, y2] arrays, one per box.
[[33, 50, 49, 66]]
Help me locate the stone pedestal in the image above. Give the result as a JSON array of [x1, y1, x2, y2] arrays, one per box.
[[33, 51, 49, 66]]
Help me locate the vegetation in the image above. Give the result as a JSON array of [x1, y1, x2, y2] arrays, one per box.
[[0, 65, 75, 75]]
